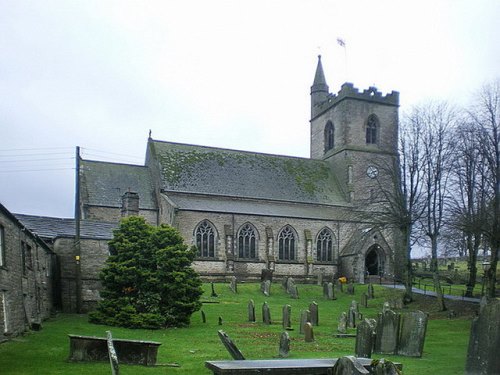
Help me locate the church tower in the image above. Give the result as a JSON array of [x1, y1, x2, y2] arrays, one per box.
[[310, 55, 399, 205]]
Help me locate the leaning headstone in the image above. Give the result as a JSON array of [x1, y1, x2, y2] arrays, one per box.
[[278, 331, 290, 358], [290, 285, 299, 299], [211, 282, 218, 297], [397, 310, 428, 357], [361, 293, 368, 308], [355, 318, 377, 358], [282, 304, 292, 329], [374, 309, 400, 355], [299, 310, 311, 334], [348, 306, 357, 328], [466, 299, 500, 374], [309, 302, 319, 326], [347, 281, 355, 295], [201, 310, 206, 323], [106, 331, 119, 375], [262, 302, 272, 325], [338, 312, 347, 334], [217, 330, 245, 360], [248, 300, 256, 322], [331, 356, 370, 375], [229, 276, 237, 293], [367, 283, 375, 299], [304, 322, 315, 342]]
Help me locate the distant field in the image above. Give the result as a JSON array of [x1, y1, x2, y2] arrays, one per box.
[[0, 282, 474, 374]]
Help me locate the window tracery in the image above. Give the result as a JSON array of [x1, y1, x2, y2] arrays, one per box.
[[278, 225, 296, 261], [195, 220, 216, 258]]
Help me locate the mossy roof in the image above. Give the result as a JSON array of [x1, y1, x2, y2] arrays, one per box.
[[151, 140, 347, 205], [80, 160, 156, 209]]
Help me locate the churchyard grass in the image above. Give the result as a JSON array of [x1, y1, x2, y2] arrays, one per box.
[[0, 282, 473, 374]]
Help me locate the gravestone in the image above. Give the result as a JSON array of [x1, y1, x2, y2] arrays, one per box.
[[397, 310, 428, 357], [281, 276, 289, 290], [286, 277, 295, 293], [317, 272, 323, 286], [262, 302, 272, 325], [201, 310, 206, 323], [309, 302, 319, 326], [338, 312, 347, 334], [282, 304, 292, 329], [371, 359, 400, 375], [211, 282, 218, 297], [248, 300, 256, 322], [466, 299, 500, 374], [367, 283, 374, 299], [218, 316, 223, 325], [348, 306, 357, 328], [217, 330, 245, 360], [278, 331, 290, 358], [290, 285, 299, 299], [351, 300, 359, 314], [361, 293, 368, 308], [299, 310, 311, 334], [347, 281, 355, 295], [327, 282, 335, 300], [304, 322, 314, 342], [261, 280, 271, 296], [331, 356, 370, 375], [229, 276, 237, 293], [323, 282, 329, 298], [106, 331, 119, 375], [355, 318, 377, 358], [374, 309, 400, 355]]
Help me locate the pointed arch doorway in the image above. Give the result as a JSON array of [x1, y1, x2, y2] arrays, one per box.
[[365, 245, 383, 276]]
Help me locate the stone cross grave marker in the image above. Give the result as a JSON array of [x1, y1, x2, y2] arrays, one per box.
[[355, 318, 377, 358], [397, 310, 428, 357], [374, 309, 400, 355], [338, 311, 347, 334], [304, 322, 315, 342], [309, 301, 319, 326], [262, 302, 272, 325], [229, 276, 237, 293], [282, 304, 292, 330], [466, 299, 500, 374], [278, 331, 290, 358], [217, 330, 245, 360], [299, 310, 311, 334], [331, 356, 370, 375], [248, 300, 256, 322]]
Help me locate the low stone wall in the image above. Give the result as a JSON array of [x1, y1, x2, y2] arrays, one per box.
[[68, 334, 161, 366]]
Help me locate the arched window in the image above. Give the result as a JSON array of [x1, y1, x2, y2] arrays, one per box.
[[316, 228, 334, 262], [278, 225, 297, 261], [238, 223, 258, 259], [324, 121, 334, 152], [195, 220, 216, 258], [366, 115, 379, 144]]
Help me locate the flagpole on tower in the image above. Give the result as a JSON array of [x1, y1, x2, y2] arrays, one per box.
[[337, 37, 348, 82]]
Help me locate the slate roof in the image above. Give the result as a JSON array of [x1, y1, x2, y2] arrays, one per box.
[[80, 160, 156, 209], [14, 214, 117, 240], [150, 140, 347, 205]]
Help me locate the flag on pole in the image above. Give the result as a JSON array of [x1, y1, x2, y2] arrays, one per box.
[[337, 38, 346, 47]]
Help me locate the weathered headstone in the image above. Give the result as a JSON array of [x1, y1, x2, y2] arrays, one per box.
[[374, 309, 400, 355], [290, 285, 299, 299], [466, 299, 500, 374], [201, 310, 206, 323], [348, 306, 357, 328], [217, 330, 245, 360], [278, 331, 290, 358], [351, 300, 359, 314], [367, 283, 374, 299], [355, 318, 377, 358], [331, 356, 370, 375], [327, 282, 335, 300], [261, 279, 271, 297], [323, 282, 329, 298], [371, 359, 400, 375], [281, 276, 289, 290], [338, 312, 347, 334], [106, 331, 119, 375], [304, 322, 314, 342], [347, 281, 355, 295], [309, 302, 319, 326], [361, 293, 368, 308], [211, 282, 218, 297], [262, 302, 272, 325], [317, 272, 323, 286], [299, 310, 311, 334], [397, 310, 428, 357], [248, 300, 256, 322], [282, 304, 292, 329], [286, 277, 295, 293], [229, 276, 237, 293]]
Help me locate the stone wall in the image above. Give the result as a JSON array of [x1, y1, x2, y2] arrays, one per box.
[[0, 208, 54, 341]]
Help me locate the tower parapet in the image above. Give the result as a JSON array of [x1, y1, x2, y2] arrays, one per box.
[[311, 82, 399, 120]]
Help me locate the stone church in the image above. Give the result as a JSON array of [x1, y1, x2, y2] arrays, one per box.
[[17, 56, 403, 312]]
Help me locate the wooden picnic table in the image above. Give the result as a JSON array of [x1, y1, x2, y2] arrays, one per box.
[[205, 358, 402, 374]]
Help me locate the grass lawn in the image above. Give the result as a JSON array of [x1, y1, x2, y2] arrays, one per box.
[[0, 282, 474, 374]]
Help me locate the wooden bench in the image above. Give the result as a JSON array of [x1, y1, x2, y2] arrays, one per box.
[[68, 334, 161, 366], [205, 358, 402, 374]]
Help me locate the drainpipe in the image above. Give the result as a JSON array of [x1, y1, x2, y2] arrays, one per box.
[[74, 147, 82, 313]]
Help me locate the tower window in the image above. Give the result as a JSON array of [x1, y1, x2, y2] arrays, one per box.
[[324, 121, 334, 152], [238, 223, 258, 259], [195, 220, 216, 258], [366, 115, 379, 144], [278, 225, 297, 261], [316, 228, 334, 262]]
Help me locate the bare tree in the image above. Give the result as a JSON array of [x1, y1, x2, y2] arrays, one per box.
[[468, 80, 500, 298]]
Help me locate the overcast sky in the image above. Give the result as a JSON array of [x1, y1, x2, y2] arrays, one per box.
[[1, 0, 499, 219]]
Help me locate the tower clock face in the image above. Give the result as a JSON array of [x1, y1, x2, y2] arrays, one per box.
[[366, 165, 379, 179]]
